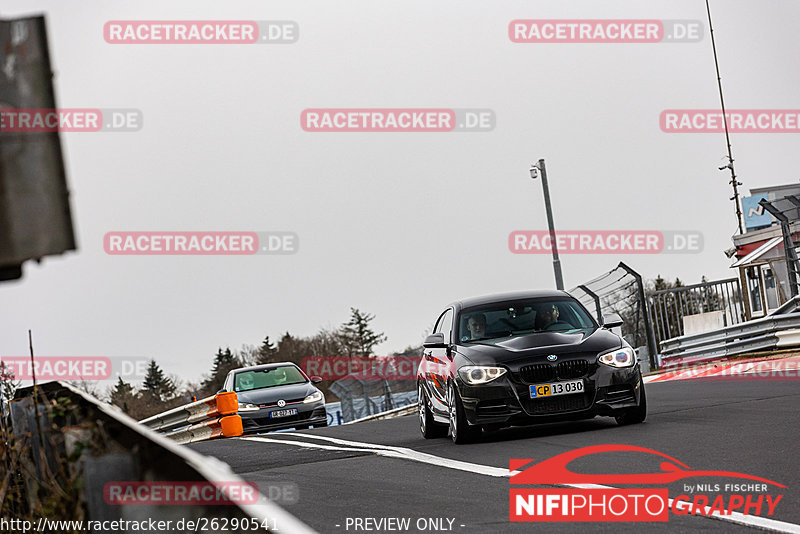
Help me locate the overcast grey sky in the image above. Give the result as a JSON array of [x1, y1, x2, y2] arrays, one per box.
[[2, 0, 799, 386]]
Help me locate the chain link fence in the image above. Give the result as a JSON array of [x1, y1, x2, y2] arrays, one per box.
[[570, 262, 658, 371]]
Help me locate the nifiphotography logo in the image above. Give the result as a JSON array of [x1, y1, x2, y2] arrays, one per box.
[[509, 445, 785, 523]]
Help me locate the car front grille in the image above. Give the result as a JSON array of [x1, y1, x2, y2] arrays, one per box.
[[557, 359, 589, 379], [518, 359, 590, 383], [519, 364, 556, 383], [258, 397, 306, 408], [521, 393, 592, 415]]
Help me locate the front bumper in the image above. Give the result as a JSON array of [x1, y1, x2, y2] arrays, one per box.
[[239, 402, 327, 434], [456, 358, 642, 426]]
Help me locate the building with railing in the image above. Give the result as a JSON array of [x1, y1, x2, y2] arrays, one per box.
[[644, 182, 800, 356], [732, 182, 800, 319]]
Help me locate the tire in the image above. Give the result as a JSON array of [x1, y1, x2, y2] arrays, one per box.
[[419, 384, 447, 439], [447, 382, 480, 444], [615, 382, 647, 425]]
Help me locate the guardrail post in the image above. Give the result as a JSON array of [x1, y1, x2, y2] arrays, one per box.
[[9, 398, 40, 512], [577, 284, 602, 322], [619, 262, 658, 370], [82, 452, 138, 529]]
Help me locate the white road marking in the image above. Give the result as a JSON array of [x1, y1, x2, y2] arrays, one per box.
[[242, 433, 800, 533], [241, 435, 510, 477]]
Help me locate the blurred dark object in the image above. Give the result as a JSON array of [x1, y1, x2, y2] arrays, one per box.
[[0, 16, 76, 281]]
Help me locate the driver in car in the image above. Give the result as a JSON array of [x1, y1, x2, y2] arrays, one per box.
[[272, 367, 289, 385], [534, 303, 569, 331], [467, 313, 488, 340]]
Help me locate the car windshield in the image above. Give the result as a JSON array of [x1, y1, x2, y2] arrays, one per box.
[[233, 366, 307, 392], [458, 298, 597, 343]]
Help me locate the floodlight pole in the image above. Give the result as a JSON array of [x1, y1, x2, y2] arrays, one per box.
[[531, 159, 564, 290], [706, 0, 744, 234]]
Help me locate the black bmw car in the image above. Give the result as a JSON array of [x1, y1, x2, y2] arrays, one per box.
[[222, 363, 328, 434], [416, 290, 647, 444]]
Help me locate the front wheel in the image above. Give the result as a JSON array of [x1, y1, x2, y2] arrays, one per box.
[[419, 384, 447, 439], [447, 382, 480, 444], [615, 382, 647, 425]]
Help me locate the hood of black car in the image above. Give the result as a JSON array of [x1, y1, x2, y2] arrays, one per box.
[[456, 328, 622, 365], [236, 382, 315, 404]]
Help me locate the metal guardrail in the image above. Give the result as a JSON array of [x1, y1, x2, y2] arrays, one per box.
[[660, 311, 800, 364], [7, 381, 317, 533], [768, 294, 800, 316], [647, 277, 743, 348], [139, 391, 243, 444], [570, 262, 659, 372]]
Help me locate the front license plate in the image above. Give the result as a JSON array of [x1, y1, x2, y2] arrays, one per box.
[[529, 380, 583, 398], [269, 409, 298, 418]]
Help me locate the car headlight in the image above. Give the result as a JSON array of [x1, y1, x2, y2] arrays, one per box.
[[458, 366, 507, 385], [238, 402, 260, 412], [598, 347, 636, 368], [303, 391, 324, 403]]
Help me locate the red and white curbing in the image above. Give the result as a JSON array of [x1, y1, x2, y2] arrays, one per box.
[[644, 356, 800, 383]]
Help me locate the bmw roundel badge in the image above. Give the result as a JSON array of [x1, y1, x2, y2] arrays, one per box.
[[547, 355, 558, 361]]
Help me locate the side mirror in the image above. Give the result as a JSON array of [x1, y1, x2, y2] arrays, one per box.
[[602, 313, 624, 329], [310, 376, 323, 384], [423, 332, 447, 348]]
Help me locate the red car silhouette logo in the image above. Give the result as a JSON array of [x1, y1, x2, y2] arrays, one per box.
[[510, 444, 785, 487]]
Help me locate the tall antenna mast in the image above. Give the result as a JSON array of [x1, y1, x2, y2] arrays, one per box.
[[706, 0, 744, 234]]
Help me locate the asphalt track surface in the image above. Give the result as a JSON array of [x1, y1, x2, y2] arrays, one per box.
[[191, 379, 800, 533]]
